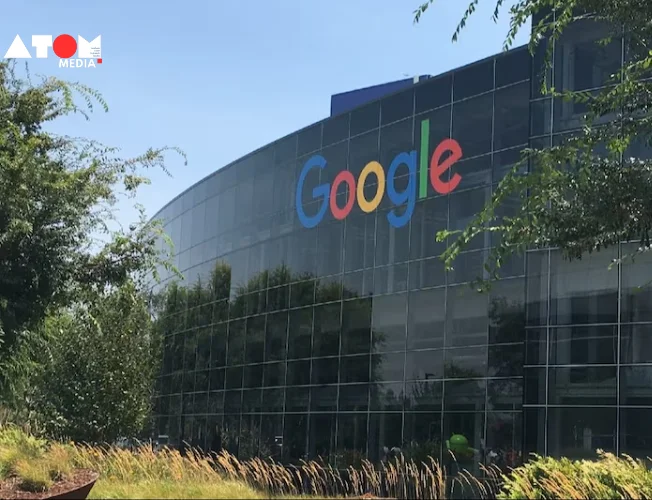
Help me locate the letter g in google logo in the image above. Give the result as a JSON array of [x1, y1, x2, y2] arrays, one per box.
[[295, 118, 463, 229]]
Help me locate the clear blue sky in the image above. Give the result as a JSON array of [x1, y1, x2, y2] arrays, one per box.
[[3, 0, 528, 229]]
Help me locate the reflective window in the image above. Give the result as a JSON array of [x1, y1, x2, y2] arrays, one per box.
[[620, 408, 652, 459], [408, 257, 446, 291], [370, 383, 404, 411], [379, 118, 413, 171], [316, 222, 343, 277], [341, 299, 372, 355], [449, 188, 491, 252], [245, 316, 265, 364], [549, 325, 617, 365], [226, 320, 245, 366], [548, 366, 617, 405], [494, 83, 530, 150], [530, 99, 552, 136], [553, 20, 622, 92], [288, 308, 313, 359], [489, 278, 526, 345], [444, 379, 486, 411], [381, 89, 414, 125], [344, 214, 375, 272], [312, 357, 339, 385], [308, 413, 337, 459], [350, 101, 380, 137], [297, 123, 322, 157], [549, 249, 618, 325], [621, 243, 652, 323], [313, 303, 341, 358], [408, 288, 445, 350], [445, 346, 488, 379], [340, 355, 370, 384], [454, 155, 492, 190], [410, 197, 447, 261], [339, 384, 369, 411], [452, 93, 493, 158], [373, 264, 408, 295], [621, 324, 652, 364], [348, 129, 379, 179], [375, 212, 410, 266], [287, 360, 311, 386], [547, 407, 617, 459], [620, 366, 652, 406], [337, 414, 368, 459], [265, 312, 288, 362], [368, 413, 403, 462], [323, 113, 349, 146], [263, 361, 286, 388], [371, 294, 407, 353], [415, 74, 452, 114], [320, 141, 348, 186], [495, 48, 531, 87], [454, 59, 494, 101], [274, 134, 297, 165], [405, 349, 444, 381], [311, 386, 338, 412]]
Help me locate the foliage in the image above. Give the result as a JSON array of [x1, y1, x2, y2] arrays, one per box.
[[14, 458, 53, 492], [0, 60, 184, 401], [69, 438, 452, 499], [0, 424, 46, 479], [24, 282, 161, 444], [0, 426, 72, 493], [413, 0, 652, 288], [8, 425, 652, 499], [498, 451, 652, 499]]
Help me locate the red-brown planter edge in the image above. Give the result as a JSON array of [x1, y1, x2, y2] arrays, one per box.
[[44, 471, 99, 500]]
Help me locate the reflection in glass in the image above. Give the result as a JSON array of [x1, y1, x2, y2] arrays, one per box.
[[547, 407, 617, 459]]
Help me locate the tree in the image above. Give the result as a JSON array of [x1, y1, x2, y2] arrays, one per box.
[[27, 281, 160, 443], [414, 0, 652, 285], [0, 61, 184, 400]]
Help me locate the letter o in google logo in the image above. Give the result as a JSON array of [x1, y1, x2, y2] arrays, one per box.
[[296, 119, 464, 229]]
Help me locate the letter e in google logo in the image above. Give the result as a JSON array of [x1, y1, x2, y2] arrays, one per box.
[[295, 118, 463, 229]]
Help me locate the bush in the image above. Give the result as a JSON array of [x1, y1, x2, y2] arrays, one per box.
[[15, 459, 54, 492], [0, 426, 74, 494], [499, 450, 652, 499], [0, 425, 47, 479]]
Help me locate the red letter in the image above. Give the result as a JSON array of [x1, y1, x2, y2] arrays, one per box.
[[330, 171, 356, 220], [430, 139, 463, 194]]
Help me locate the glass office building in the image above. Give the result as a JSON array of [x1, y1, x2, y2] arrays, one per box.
[[150, 18, 652, 468]]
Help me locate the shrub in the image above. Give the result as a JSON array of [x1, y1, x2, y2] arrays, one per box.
[[15, 459, 54, 492], [499, 450, 652, 499], [0, 425, 48, 480], [0, 424, 46, 457], [0, 426, 75, 494]]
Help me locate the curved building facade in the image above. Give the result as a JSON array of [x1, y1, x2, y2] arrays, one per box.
[[151, 19, 652, 468]]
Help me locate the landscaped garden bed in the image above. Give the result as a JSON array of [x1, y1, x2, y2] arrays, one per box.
[[4, 424, 652, 499], [0, 468, 97, 500]]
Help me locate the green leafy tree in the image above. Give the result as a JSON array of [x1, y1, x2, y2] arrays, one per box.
[[414, 0, 652, 284], [0, 61, 184, 400], [28, 281, 161, 443]]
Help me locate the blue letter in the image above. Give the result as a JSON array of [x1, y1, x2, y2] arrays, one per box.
[[386, 151, 417, 228], [296, 154, 330, 228]]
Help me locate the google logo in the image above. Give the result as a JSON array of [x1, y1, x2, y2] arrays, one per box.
[[296, 118, 463, 229]]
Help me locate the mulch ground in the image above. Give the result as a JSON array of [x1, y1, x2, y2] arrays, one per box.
[[0, 469, 97, 500]]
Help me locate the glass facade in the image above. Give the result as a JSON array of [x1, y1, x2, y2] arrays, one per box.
[[151, 19, 652, 468]]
